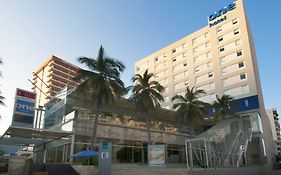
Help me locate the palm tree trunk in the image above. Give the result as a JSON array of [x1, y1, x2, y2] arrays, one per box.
[[90, 114, 99, 150], [145, 112, 152, 145], [90, 95, 101, 150]]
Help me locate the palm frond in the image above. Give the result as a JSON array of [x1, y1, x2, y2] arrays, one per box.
[[130, 69, 164, 113], [172, 86, 209, 125], [75, 46, 125, 108]]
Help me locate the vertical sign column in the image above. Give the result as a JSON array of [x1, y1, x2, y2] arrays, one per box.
[[12, 88, 36, 128], [98, 141, 112, 175]]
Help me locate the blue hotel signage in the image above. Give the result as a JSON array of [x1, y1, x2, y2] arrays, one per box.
[[12, 88, 36, 126], [15, 99, 35, 117], [209, 2, 236, 27]]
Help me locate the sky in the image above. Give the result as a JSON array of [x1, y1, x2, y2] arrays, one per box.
[[0, 0, 280, 135]]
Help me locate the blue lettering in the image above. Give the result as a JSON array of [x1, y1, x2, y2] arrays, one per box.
[[16, 103, 34, 111], [15, 99, 35, 116], [209, 14, 217, 21], [227, 3, 236, 11], [208, 2, 236, 21], [209, 16, 227, 27]]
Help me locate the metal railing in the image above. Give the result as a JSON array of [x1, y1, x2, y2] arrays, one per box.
[[185, 118, 253, 172]]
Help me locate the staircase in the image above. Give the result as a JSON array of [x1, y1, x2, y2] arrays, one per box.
[[186, 117, 252, 169], [236, 131, 252, 168]]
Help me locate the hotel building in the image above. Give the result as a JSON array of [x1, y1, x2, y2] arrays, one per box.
[[267, 108, 281, 156], [32, 55, 81, 108], [8, 0, 271, 169], [135, 0, 274, 165]]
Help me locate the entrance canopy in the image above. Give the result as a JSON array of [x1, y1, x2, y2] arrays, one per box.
[[0, 125, 73, 146]]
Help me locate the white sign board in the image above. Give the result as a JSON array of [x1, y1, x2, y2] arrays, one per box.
[[12, 88, 36, 127], [148, 144, 165, 166]]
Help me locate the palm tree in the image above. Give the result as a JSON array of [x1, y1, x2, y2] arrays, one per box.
[[130, 69, 164, 144], [74, 46, 126, 150], [172, 87, 209, 135], [212, 95, 237, 120]]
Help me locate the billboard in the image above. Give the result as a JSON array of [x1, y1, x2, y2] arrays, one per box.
[[12, 88, 36, 127], [148, 144, 165, 166]]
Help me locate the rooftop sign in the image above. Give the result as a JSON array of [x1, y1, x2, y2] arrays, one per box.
[[208, 2, 236, 27]]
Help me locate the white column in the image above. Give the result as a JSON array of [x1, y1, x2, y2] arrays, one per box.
[[70, 134, 75, 164], [43, 144, 47, 164], [204, 139, 209, 169]]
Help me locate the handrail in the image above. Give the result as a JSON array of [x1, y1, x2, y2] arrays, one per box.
[[236, 131, 252, 168], [223, 130, 241, 166]]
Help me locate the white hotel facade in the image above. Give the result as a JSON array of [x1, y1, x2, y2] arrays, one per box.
[[135, 0, 274, 165]]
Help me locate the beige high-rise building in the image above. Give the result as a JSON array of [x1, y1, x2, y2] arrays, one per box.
[[32, 55, 81, 108], [135, 0, 274, 166], [267, 108, 281, 156]]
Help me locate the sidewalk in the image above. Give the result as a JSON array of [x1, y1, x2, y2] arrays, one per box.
[[111, 165, 281, 175]]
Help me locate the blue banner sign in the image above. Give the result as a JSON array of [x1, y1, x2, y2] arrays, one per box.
[[15, 99, 35, 117]]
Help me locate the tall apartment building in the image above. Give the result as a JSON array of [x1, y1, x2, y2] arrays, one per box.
[[32, 55, 81, 108], [267, 108, 281, 156], [135, 0, 274, 165]]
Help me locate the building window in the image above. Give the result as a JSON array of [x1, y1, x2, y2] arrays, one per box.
[[193, 48, 198, 53], [232, 18, 238, 25], [245, 99, 249, 107], [206, 52, 211, 58], [192, 39, 196, 44], [136, 67, 140, 71], [238, 62, 244, 68], [224, 89, 229, 95], [184, 81, 189, 86], [241, 85, 249, 93], [173, 58, 177, 62], [234, 29, 240, 35], [221, 56, 226, 64], [183, 63, 187, 67], [220, 47, 225, 52], [155, 57, 158, 62], [155, 74, 159, 78], [222, 79, 226, 87], [222, 67, 227, 74], [204, 32, 209, 38], [208, 82, 213, 88], [240, 73, 246, 80], [207, 62, 212, 68], [208, 72, 213, 78], [195, 67, 199, 73], [218, 37, 223, 42], [217, 27, 222, 33], [163, 53, 167, 58], [172, 49, 176, 54], [235, 40, 241, 46], [237, 51, 243, 57]]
